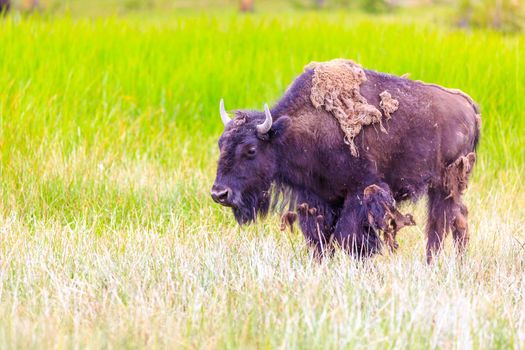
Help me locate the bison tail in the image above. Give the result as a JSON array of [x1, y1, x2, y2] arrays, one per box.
[[472, 102, 482, 152], [473, 120, 481, 151]]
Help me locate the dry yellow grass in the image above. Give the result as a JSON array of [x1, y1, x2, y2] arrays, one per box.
[[1, 154, 524, 348]]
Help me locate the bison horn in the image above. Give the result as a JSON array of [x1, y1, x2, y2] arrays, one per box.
[[257, 104, 273, 134], [219, 98, 231, 126]]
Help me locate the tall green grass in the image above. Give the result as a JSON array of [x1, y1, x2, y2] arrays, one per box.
[[1, 14, 524, 226], [0, 13, 524, 348]]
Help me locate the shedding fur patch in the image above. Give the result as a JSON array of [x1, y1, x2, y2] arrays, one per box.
[[363, 184, 415, 252], [306, 59, 392, 156], [379, 91, 399, 119], [443, 152, 476, 201]]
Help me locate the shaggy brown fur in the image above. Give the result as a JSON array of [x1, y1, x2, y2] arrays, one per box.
[[363, 184, 416, 252], [444, 153, 476, 202], [438, 152, 476, 253], [379, 91, 399, 119], [384, 212, 415, 251], [307, 59, 386, 156], [295, 202, 332, 259], [280, 211, 298, 232]]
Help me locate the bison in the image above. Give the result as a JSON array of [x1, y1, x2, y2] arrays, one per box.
[[211, 59, 480, 263]]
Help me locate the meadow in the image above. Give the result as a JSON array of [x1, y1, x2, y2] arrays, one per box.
[[1, 8, 525, 349]]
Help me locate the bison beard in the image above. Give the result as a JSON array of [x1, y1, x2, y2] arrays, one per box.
[[232, 189, 271, 225]]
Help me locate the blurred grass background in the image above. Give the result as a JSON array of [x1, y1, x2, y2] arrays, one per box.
[[0, 1, 525, 348], [1, 12, 523, 229]]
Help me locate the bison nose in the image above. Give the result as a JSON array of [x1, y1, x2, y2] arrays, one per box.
[[211, 186, 232, 205]]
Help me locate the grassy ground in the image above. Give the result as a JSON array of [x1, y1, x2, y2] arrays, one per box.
[[1, 11, 524, 349]]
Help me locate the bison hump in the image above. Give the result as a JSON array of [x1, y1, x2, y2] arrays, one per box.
[[306, 59, 398, 157]]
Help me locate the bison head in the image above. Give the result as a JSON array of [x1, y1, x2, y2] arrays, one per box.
[[211, 99, 290, 225]]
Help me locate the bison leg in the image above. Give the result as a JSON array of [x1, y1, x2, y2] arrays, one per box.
[[426, 188, 451, 263], [426, 188, 472, 263], [445, 154, 475, 257], [451, 201, 469, 255], [427, 153, 475, 262], [333, 191, 382, 258], [296, 194, 337, 260]]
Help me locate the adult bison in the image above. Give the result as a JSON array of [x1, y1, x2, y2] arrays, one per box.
[[211, 59, 480, 263]]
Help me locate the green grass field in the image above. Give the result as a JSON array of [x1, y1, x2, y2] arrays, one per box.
[[1, 9, 525, 349]]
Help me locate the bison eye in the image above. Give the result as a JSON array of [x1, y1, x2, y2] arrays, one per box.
[[246, 146, 257, 158]]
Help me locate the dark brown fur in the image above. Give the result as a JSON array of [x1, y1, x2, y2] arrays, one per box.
[[363, 184, 415, 252], [212, 66, 480, 262]]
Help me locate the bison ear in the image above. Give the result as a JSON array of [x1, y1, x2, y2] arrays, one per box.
[[267, 116, 291, 140]]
